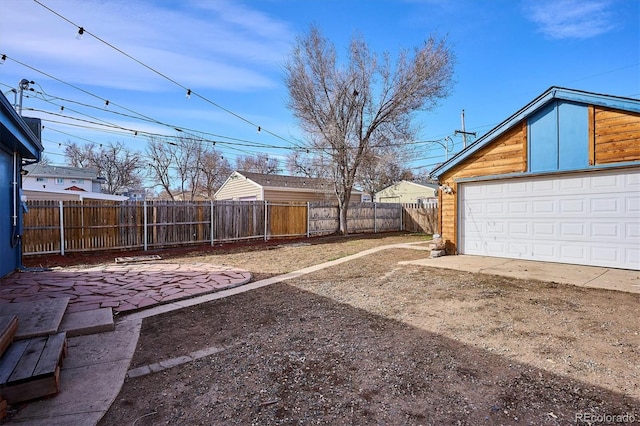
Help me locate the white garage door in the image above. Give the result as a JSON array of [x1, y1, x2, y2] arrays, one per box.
[[459, 168, 640, 270]]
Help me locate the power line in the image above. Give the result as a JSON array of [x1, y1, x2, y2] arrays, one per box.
[[32, 0, 297, 147]]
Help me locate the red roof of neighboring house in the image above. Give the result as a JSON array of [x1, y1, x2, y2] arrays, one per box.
[[65, 185, 86, 191]]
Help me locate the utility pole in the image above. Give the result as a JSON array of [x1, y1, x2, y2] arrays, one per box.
[[455, 109, 476, 149], [17, 79, 32, 116]]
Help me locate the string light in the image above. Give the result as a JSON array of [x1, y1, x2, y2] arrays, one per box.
[[33, 0, 296, 146], [105, 100, 109, 107], [76, 27, 84, 40], [186, 89, 191, 99], [0, 54, 6, 65]]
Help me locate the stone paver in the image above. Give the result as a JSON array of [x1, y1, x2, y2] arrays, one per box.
[[0, 262, 251, 313]]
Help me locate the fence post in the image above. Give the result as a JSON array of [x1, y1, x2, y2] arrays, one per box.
[[374, 202, 377, 233], [58, 200, 65, 256], [309, 201, 312, 237], [400, 203, 403, 231], [264, 200, 268, 241], [210, 200, 214, 246], [143, 199, 148, 251]]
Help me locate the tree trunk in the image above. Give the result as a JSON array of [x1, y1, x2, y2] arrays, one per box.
[[337, 190, 352, 234]]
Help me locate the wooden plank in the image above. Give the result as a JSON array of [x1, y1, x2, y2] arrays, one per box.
[[0, 340, 29, 384], [33, 333, 67, 376], [8, 337, 47, 383], [0, 316, 18, 357], [588, 105, 595, 166], [1, 366, 60, 404]]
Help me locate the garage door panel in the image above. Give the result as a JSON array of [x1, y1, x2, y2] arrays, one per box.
[[507, 242, 529, 257], [560, 222, 586, 238], [533, 243, 556, 258], [459, 168, 639, 270], [560, 245, 587, 262], [591, 223, 621, 239], [559, 198, 587, 213], [508, 222, 529, 235], [533, 222, 555, 236], [591, 197, 622, 214], [533, 200, 556, 214]]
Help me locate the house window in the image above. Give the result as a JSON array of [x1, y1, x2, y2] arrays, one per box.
[[70, 179, 84, 184], [36, 177, 47, 182], [56, 178, 64, 185]]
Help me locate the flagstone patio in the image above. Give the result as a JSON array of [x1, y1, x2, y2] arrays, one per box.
[[0, 262, 252, 314]]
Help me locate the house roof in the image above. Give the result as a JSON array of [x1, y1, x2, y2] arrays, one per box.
[[23, 163, 102, 180], [376, 180, 439, 194], [24, 188, 128, 201], [236, 171, 362, 194], [430, 86, 640, 179], [0, 91, 43, 160]]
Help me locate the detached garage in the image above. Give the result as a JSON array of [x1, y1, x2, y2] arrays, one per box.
[[430, 87, 639, 270]]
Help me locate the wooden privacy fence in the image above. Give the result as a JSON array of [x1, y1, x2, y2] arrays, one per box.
[[22, 200, 437, 256]]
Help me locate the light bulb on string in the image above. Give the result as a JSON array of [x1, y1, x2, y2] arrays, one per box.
[[186, 89, 191, 99], [76, 27, 84, 40], [0, 54, 6, 65]]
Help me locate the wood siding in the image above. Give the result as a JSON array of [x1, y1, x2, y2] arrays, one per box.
[[438, 120, 528, 253], [593, 107, 640, 164]]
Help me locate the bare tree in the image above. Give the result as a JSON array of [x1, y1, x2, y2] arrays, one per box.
[[285, 150, 330, 178], [235, 153, 279, 174], [198, 148, 231, 198], [65, 141, 97, 168], [357, 149, 414, 201], [284, 26, 454, 233], [173, 136, 202, 200], [146, 138, 176, 200], [65, 141, 143, 194]]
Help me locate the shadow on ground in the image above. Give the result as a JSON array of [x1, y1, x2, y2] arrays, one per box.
[[100, 282, 638, 425]]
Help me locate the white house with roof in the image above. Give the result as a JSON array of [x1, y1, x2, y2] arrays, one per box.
[[214, 171, 364, 202], [22, 164, 128, 201], [375, 180, 439, 206]]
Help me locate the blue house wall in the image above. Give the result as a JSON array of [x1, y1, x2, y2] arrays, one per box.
[[0, 92, 43, 277], [0, 152, 18, 276]]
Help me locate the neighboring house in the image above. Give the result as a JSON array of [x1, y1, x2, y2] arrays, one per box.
[[0, 92, 43, 277], [430, 86, 640, 270], [22, 164, 127, 202], [215, 171, 364, 202], [375, 180, 439, 206], [116, 188, 147, 201]]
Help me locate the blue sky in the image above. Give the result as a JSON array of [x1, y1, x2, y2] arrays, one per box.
[[1, 0, 638, 175]]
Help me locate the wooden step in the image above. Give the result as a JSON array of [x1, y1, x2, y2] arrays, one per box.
[[0, 332, 67, 404], [0, 316, 18, 357]]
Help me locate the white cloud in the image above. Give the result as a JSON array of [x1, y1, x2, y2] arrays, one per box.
[[525, 0, 616, 39], [0, 0, 293, 92]]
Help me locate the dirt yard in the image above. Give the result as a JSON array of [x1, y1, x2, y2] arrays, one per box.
[[35, 233, 640, 425]]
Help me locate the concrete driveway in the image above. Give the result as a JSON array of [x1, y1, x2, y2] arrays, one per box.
[[400, 255, 640, 294]]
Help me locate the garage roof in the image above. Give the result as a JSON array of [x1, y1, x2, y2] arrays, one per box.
[[430, 86, 640, 180]]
